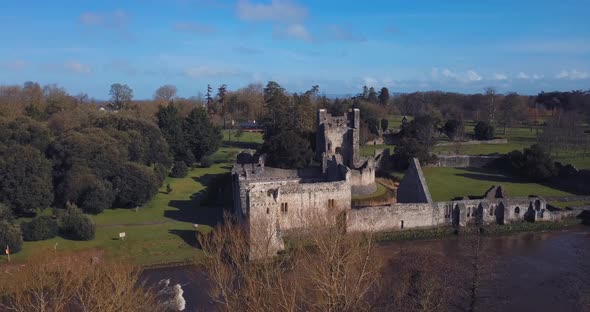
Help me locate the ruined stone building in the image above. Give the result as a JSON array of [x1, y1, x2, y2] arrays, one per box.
[[231, 109, 568, 257]]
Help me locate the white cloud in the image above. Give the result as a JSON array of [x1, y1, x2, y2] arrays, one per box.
[[363, 77, 378, 86], [431, 67, 481, 83], [517, 72, 543, 80], [173, 22, 216, 35], [467, 70, 482, 81], [274, 23, 312, 42], [556, 69, 589, 80], [493, 73, 508, 80], [236, 0, 308, 23], [441, 68, 456, 78], [65, 61, 91, 74]]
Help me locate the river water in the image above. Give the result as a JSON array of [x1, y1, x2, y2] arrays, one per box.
[[143, 228, 590, 312]]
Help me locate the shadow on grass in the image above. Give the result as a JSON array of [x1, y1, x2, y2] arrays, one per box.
[[222, 140, 260, 150], [165, 172, 233, 228], [456, 167, 586, 196], [168, 229, 198, 248], [455, 167, 530, 184]]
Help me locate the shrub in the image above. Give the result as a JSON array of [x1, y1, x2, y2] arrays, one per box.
[[182, 150, 196, 167], [0, 221, 23, 253], [443, 119, 464, 141], [392, 137, 437, 170], [113, 162, 159, 208], [506, 144, 557, 181], [200, 156, 212, 168], [59, 204, 95, 241], [474, 121, 494, 140], [22, 216, 58, 241], [0, 144, 54, 216], [170, 161, 188, 178], [0, 203, 13, 222], [380, 119, 389, 132], [154, 163, 169, 184], [78, 179, 115, 214]]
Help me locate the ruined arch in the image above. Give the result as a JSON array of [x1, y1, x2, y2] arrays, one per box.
[[525, 202, 536, 222], [496, 202, 505, 225], [475, 203, 484, 226], [452, 204, 461, 228]]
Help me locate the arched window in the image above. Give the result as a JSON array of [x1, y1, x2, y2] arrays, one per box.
[[514, 207, 520, 215], [467, 207, 471, 217]]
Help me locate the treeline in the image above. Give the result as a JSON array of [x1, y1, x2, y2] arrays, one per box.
[[0, 81, 222, 252]]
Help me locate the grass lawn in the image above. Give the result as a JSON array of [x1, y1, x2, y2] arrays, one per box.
[[549, 201, 590, 209], [351, 184, 387, 200], [4, 131, 264, 266], [422, 167, 573, 202]]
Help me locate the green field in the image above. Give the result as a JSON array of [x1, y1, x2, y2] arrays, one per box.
[[549, 201, 590, 209], [4, 131, 264, 266], [423, 167, 573, 202], [379, 115, 590, 169]]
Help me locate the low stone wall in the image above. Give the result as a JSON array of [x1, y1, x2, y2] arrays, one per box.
[[347, 203, 436, 232], [428, 155, 502, 168], [351, 183, 378, 196], [435, 139, 508, 146]]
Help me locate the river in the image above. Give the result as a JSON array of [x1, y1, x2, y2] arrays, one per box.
[[143, 228, 590, 311]]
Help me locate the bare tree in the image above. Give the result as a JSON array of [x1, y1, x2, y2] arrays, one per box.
[[0, 250, 162, 312], [154, 84, 177, 103], [198, 211, 381, 312], [108, 83, 133, 111]]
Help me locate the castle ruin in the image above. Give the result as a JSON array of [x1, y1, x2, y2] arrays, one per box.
[[232, 109, 568, 258]]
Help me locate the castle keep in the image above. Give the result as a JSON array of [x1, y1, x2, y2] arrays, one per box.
[[232, 109, 570, 258]]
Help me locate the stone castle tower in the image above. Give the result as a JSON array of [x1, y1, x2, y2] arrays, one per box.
[[316, 108, 360, 168]]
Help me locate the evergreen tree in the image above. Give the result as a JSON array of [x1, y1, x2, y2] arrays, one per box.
[[368, 87, 378, 103], [0, 144, 53, 216], [378, 87, 390, 106], [157, 104, 187, 160], [184, 108, 223, 160]]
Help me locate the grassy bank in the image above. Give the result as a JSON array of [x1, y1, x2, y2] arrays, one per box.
[[2, 132, 264, 267]]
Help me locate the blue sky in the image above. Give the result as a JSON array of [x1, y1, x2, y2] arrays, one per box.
[[0, 0, 589, 99]]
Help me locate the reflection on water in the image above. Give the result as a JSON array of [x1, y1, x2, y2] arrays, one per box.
[[143, 228, 590, 312]]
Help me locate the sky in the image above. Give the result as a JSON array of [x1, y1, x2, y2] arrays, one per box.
[[0, 0, 589, 99]]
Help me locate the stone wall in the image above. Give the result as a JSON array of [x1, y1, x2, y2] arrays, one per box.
[[347, 196, 553, 233], [435, 139, 508, 146], [428, 155, 502, 168], [347, 203, 436, 232], [247, 178, 351, 230], [350, 158, 378, 195]]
